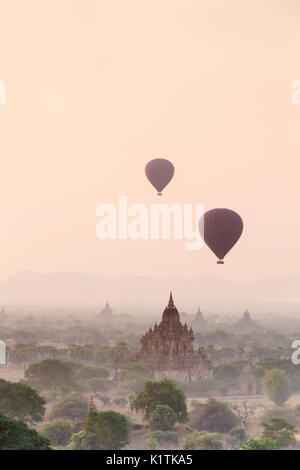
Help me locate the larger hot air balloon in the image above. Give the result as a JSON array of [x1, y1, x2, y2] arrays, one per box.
[[145, 158, 174, 195], [199, 208, 243, 264]]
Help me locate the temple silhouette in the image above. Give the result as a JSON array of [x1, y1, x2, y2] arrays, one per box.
[[137, 292, 212, 383]]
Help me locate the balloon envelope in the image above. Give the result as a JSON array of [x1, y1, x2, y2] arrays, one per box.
[[145, 158, 175, 195], [199, 208, 243, 263]]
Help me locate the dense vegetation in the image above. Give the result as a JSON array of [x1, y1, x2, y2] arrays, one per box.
[[0, 309, 299, 450]]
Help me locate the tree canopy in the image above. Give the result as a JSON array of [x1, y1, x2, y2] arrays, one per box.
[[119, 362, 150, 382], [255, 358, 300, 393], [262, 368, 291, 406], [74, 365, 109, 381], [189, 398, 240, 433], [49, 394, 88, 421], [0, 412, 51, 450], [150, 405, 176, 431], [240, 438, 277, 450], [0, 379, 46, 424], [68, 430, 95, 450], [86, 410, 130, 450], [42, 420, 73, 447], [261, 417, 296, 448], [213, 361, 245, 382], [130, 379, 187, 422], [25, 359, 74, 390], [182, 431, 223, 450]]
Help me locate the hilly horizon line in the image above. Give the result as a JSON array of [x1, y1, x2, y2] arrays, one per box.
[[3, 269, 300, 285], [0, 270, 299, 308]]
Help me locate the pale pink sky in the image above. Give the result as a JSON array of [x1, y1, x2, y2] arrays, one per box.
[[0, 0, 300, 282]]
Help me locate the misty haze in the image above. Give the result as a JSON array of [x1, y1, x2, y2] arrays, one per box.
[[0, 0, 300, 456]]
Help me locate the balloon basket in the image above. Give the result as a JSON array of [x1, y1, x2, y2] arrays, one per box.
[[217, 260, 224, 264], [157, 192, 162, 196]]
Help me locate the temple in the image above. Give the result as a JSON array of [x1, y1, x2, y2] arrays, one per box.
[[235, 309, 257, 329], [137, 293, 212, 383], [87, 394, 97, 413], [192, 306, 206, 328], [74, 394, 97, 431], [236, 362, 257, 396], [98, 301, 113, 320]]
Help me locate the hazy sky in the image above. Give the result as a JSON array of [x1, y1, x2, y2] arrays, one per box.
[[0, 0, 300, 283]]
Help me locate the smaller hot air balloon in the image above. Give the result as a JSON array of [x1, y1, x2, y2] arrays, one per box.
[[145, 158, 175, 195], [199, 208, 243, 264]]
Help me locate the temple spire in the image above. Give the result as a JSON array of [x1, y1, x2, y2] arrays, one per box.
[[87, 394, 97, 412], [244, 308, 250, 318], [99, 300, 113, 319], [168, 291, 174, 308]]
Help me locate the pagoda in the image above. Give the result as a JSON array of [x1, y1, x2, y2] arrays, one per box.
[[192, 306, 206, 328], [98, 301, 113, 320], [235, 309, 258, 329], [137, 293, 211, 383]]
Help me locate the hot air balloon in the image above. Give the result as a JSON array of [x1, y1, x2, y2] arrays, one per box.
[[199, 208, 243, 264], [145, 158, 174, 195]]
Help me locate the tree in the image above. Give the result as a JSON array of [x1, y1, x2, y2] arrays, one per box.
[[68, 344, 94, 362], [182, 431, 223, 450], [25, 359, 74, 390], [75, 365, 109, 381], [150, 405, 176, 431], [68, 430, 95, 450], [229, 427, 246, 448], [144, 430, 179, 449], [255, 358, 285, 380], [86, 410, 130, 450], [213, 362, 244, 382], [261, 417, 296, 449], [262, 368, 291, 406], [0, 379, 46, 424], [42, 420, 73, 447], [130, 379, 187, 423], [88, 377, 108, 393], [189, 399, 239, 433], [230, 401, 256, 434], [254, 358, 300, 392], [10, 343, 39, 368], [109, 343, 130, 381], [119, 362, 150, 382], [49, 394, 88, 421], [0, 412, 51, 450], [240, 438, 277, 450], [144, 433, 158, 450]]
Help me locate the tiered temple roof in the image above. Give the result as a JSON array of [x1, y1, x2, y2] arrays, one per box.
[[136, 293, 212, 382], [235, 309, 257, 328], [98, 301, 113, 319], [138, 293, 201, 373]]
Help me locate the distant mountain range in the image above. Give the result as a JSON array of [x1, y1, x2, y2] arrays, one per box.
[[0, 271, 299, 310]]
